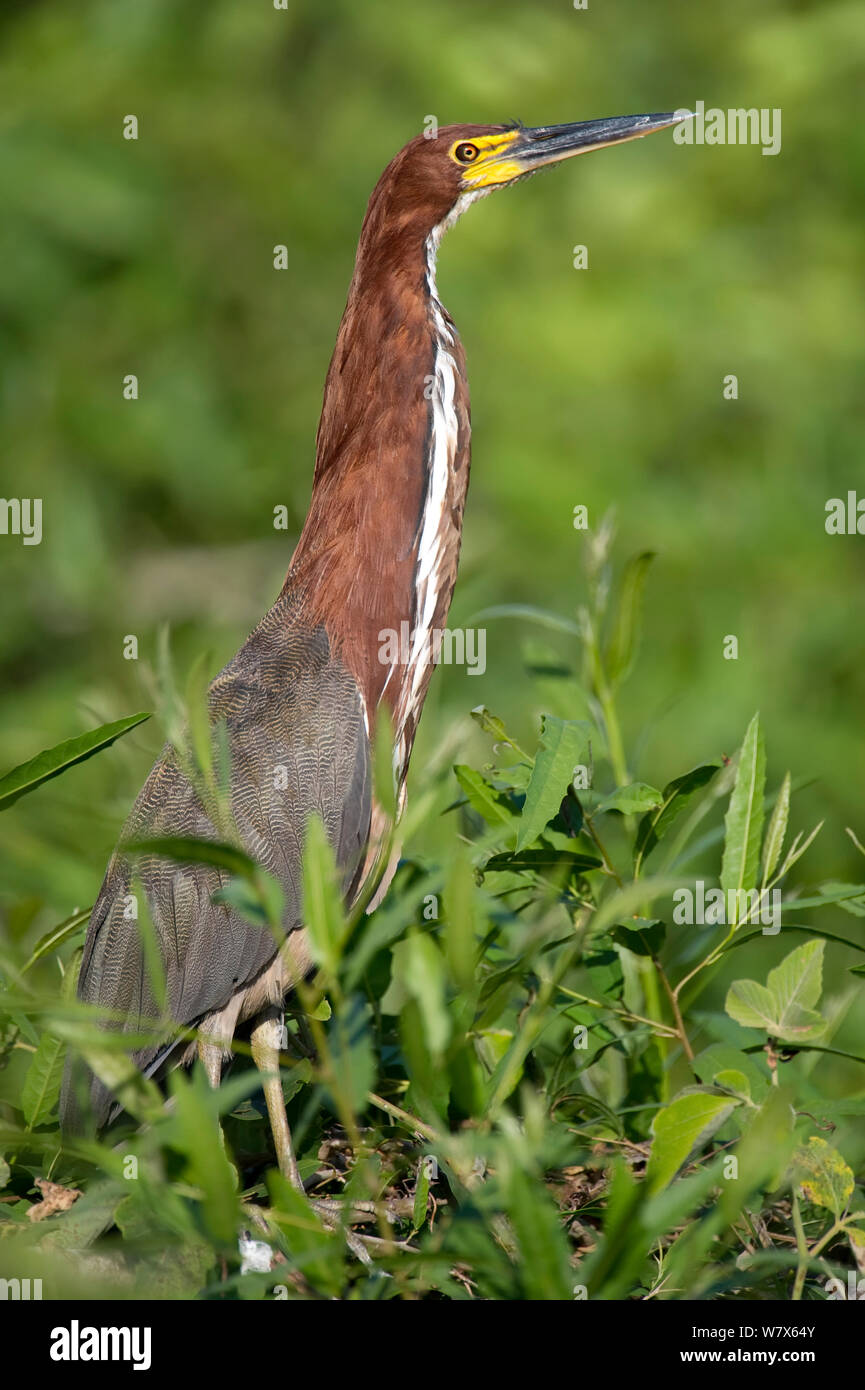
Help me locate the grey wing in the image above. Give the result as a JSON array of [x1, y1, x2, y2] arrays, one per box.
[[61, 617, 370, 1131]]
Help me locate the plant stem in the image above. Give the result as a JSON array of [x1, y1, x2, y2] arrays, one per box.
[[791, 1193, 809, 1301], [656, 961, 695, 1065], [598, 680, 629, 789]]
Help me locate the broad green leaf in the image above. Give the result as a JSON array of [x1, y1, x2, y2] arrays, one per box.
[[647, 1090, 738, 1192], [66, 1041, 165, 1125], [517, 716, 590, 850], [791, 1136, 854, 1217], [167, 1068, 239, 1247], [125, 834, 258, 880], [401, 997, 450, 1122], [444, 848, 478, 991], [412, 1158, 431, 1233], [761, 772, 791, 882], [21, 1033, 66, 1126], [768, 937, 824, 1019], [503, 1164, 575, 1300], [302, 814, 347, 974], [611, 917, 665, 958], [470, 705, 510, 743], [211, 875, 284, 933], [604, 551, 655, 686], [0, 712, 150, 812], [371, 704, 397, 823], [307, 997, 331, 1021], [693, 1044, 769, 1101], [634, 762, 720, 868], [37, 1181, 125, 1253], [266, 1171, 341, 1295], [453, 765, 514, 827], [713, 1069, 751, 1098], [597, 782, 662, 816], [725, 939, 827, 1042], [720, 713, 766, 906], [724, 979, 780, 1032], [724, 982, 824, 1042], [390, 934, 450, 1056], [483, 848, 601, 874], [0, 1156, 10, 1188], [587, 875, 684, 944], [326, 994, 375, 1115]]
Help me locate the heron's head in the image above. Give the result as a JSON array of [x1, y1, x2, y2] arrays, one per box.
[[363, 113, 691, 249]]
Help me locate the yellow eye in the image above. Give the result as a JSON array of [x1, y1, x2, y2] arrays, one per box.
[[454, 142, 480, 164]]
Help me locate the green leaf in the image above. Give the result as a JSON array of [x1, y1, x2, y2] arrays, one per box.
[[167, 1068, 239, 1247], [371, 704, 397, 824], [444, 848, 479, 992], [517, 716, 590, 850], [0, 712, 150, 812], [483, 848, 601, 874], [211, 875, 284, 932], [302, 814, 348, 974], [125, 834, 258, 879], [724, 980, 783, 1033], [647, 1090, 738, 1192], [725, 939, 827, 1043], [761, 772, 791, 883], [185, 651, 214, 783], [720, 712, 766, 907], [37, 1181, 125, 1252], [21, 1033, 66, 1126], [412, 1158, 431, 1233], [307, 997, 331, 1022], [470, 705, 510, 743], [453, 765, 514, 827], [604, 551, 655, 687], [21, 907, 91, 973], [693, 1044, 769, 1101], [266, 1171, 340, 1295], [634, 762, 720, 868], [470, 604, 580, 636], [791, 1136, 854, 1217], [326, 995, 375, 1115], [503, 1164, 576, 1300], [768, 936, 824, 1018], [389, 934, 450, 1056], [818, 882, 865, 917], [713, 1069, 751, 1098], [597, 782, 662, 816], [611, 917, 665, 958]]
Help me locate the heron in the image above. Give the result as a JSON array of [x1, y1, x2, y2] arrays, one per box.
[[61, 112, 687, 1194]]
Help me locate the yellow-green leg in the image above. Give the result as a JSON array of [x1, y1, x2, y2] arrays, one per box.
[[250, 1007, 304, 1193]]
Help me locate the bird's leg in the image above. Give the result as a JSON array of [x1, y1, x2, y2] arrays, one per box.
[[249, 1007, 382, 1268], [250, 1006, 305, 1193], [197, 1036, 224, 1088]]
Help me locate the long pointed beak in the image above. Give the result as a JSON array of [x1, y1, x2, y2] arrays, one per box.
[[515, 112, 691, 167]]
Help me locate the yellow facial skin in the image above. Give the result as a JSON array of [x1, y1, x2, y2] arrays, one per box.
[[450, 131, 524, 189]]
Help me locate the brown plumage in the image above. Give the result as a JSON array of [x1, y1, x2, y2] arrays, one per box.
[[61, 112, 686, 1148]]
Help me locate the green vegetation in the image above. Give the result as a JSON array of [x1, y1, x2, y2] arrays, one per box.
[[1, 539, 863, 1299], [0, 0, 863, 1300]]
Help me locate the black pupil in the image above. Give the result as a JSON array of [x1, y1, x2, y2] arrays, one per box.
[[458, 144, 478, 162]]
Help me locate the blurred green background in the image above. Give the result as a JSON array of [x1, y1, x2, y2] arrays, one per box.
[[1, 0, 864, 926]]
